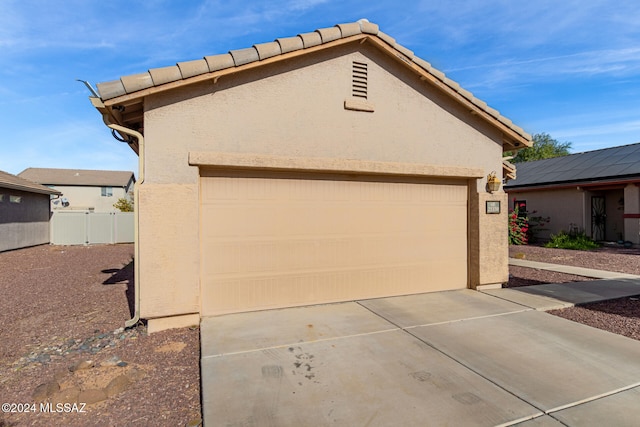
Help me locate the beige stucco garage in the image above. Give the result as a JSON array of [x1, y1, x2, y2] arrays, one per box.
[[90, 20, 531, 331]]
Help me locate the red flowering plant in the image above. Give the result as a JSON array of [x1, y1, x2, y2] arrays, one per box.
[[508, 201, 529, 245]]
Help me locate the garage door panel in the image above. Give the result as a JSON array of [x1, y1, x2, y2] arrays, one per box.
[[204, 201, 466, 239], [201, 173, 468, 316], [201, 261, 467, 315], [206, 232, 465, 276]]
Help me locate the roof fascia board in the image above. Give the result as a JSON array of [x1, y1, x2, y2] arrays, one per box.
[[0, 182, 61, 195], [363, 37, 530, 148], [506, 177, 640, 192]]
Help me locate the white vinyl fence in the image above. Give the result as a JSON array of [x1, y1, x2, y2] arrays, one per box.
[[50, 211, 134, 245]]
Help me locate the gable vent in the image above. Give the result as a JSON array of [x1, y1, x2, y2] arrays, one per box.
[[352, 61, 368, 99]]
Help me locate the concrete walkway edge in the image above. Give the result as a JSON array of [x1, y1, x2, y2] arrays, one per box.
[[509, 258, 640, 279]]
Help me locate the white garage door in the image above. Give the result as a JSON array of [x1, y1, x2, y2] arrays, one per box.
[[200, 170, 468, 316]]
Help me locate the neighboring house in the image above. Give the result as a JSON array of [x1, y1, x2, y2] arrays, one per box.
[[0, 170, 61, 252], [90, 19, 531, 331], [505, 142, 640, 244], [18, 168, 135, 212]]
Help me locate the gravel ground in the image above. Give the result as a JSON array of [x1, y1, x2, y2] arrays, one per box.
[[1, 243, 638, 426], [0, 244, 200, 427], [508, 243, 640, 342]]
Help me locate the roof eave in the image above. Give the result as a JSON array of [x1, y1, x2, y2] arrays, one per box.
[[98, 32, 531, 153], [506, 176, 640, 192], [91, 97, 140, 155], [0, 182, 61, 195]]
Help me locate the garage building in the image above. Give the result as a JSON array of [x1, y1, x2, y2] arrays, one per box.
[[90, 20, 531, 331]]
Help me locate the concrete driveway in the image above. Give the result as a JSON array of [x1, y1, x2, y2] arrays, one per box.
[[201, 285, 640, 426]]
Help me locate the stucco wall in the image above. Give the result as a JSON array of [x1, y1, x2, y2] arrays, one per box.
[[138, 41, 510, 318], [507, 188, 585, 241], [0, 187, 51, 252], [507, 187, 637, 243], [144, 43, 504, 188], [51, 185, 129, 212]]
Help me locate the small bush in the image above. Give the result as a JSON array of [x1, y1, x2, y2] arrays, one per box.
[[508, 204, 529, 245], [113, 197, 134, 212], [544, 229, 600, 250]]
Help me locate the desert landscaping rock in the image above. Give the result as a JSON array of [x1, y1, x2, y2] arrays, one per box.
[[31, 380, 60, 402], [78, 388, 108, 405], [51, 386, 81, 405], [101, 355, 123, 367], [69, 360, 94, 372], [105, 374, 131, 397], [126, 367, 146, 382]]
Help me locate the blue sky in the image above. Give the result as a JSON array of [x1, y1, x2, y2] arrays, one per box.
[[1, 0, 639, 176]]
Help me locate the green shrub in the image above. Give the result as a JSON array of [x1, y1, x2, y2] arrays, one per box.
[[544, 229, 600, 250]]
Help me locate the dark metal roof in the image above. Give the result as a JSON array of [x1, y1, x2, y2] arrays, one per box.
[[505, 142, 640, 189]]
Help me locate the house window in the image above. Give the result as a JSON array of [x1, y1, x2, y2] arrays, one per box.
[[0, 194, 3, 202], [10, 195, 22, 203], [514, 200, 527, 217], [101, 186, 113, 197]]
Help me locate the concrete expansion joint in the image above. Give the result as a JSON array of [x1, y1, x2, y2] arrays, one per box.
[[543, 381, 640, 416], [478, 289, 571, 311], [201, 327, 399, 360], [392, 316, 547, 420], [401, 309, 533, 330]]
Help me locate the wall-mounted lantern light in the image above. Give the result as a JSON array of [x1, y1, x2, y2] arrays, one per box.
[[487, 171, 501, 193]]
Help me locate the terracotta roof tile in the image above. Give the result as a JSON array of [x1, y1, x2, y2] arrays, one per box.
[[429, 67, 446, 81], [94, 19, 531, 142], [229, 47, 260, 66], [444, 78, 461, 91], [149, 65, 182, 85], [298, 31, 322, 48], [394, 44, 414, 60], [276, 36, 304, 54], [121, 72, 154, 93], [413, 57, 433, 72], [315, 26, 342, 43], [253, 41, 282, 60], [336, 22, 361, 38], [376, 31, 396, 47], [96, 79, 126, 99], [358, 19, 379, 34], [204, 53, 235, 72], [178, 59, 209, 79]]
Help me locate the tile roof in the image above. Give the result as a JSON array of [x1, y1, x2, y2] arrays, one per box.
[[505, 142, 640, 189], [0, 170, 61, 195], [18, 168, 135, 187], [94, 19, 530, 146]]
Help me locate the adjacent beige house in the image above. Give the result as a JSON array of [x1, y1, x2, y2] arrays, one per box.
[[0, 170, 61, 252], [90, 20, 531, 331], [505, 142, 640, 244], [19, 168, 135, 212]]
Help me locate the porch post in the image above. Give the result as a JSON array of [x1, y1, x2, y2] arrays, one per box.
[[623, 184, 640, 245]]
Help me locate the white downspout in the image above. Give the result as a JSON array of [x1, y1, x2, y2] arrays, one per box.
[[105, 122, 144, 329]]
